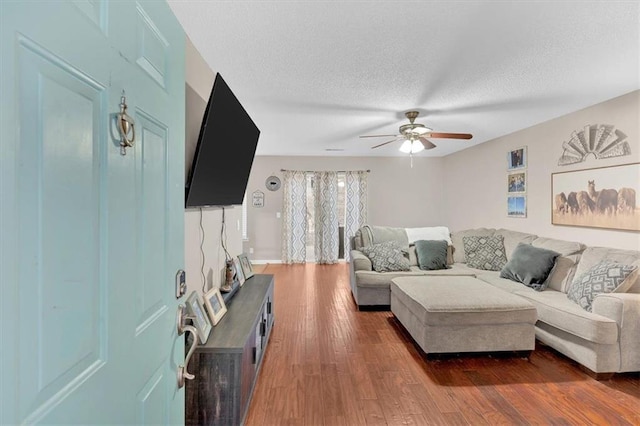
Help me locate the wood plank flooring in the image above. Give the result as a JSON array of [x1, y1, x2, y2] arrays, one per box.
[[245, 263, 639, 425]]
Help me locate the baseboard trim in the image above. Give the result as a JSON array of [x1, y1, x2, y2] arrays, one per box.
[[252, 259, 349, 265]]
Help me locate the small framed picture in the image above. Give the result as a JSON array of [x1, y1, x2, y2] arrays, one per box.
[[185, 291, 212, 343], [507, 171, 526, 193], [233, 257, 246, 286], [238, 253, 254, 280], [507, 196, 527, 218], [252, 190, 264, 208], [203, 287, 228, 326], [507, 146, 527, 170]]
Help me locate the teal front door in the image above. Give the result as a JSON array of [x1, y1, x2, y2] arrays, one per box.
[[1, 1, 186, 424]]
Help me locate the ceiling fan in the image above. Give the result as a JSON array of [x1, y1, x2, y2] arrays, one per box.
[[360, 111, 472, 153]]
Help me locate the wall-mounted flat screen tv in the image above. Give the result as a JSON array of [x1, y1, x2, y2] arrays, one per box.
[[185, 73, 260, 208]]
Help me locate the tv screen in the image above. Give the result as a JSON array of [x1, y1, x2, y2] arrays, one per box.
[[185, 73, 260, 208]]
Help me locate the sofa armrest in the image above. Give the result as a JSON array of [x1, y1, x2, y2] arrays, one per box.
[[350, 249, 372, 272], [592, 293, 640, 372]]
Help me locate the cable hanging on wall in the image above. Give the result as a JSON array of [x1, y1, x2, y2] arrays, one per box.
[[199, 208, 207, 293], [220, 207, 234, 293]]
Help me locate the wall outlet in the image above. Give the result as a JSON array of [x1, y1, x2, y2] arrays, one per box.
[[236, 219, 240, 231], [249, 247, 254, 254], [276, 212, 281, 219]]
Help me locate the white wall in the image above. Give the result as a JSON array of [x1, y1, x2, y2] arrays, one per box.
[[443, 90, 640, 250], [244, 156, 445, 261], [184, 38, 243, 295]]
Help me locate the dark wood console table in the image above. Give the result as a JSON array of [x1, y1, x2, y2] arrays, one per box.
[[186, 274, 275, 426]]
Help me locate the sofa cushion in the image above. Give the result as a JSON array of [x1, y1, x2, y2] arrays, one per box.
[[573, 247, 640, 294], [532, 237, 585, 292], [500, 243, 560, 291], [361, 241, 410, 272], [355, 264, 478, 288], [408, 245, 418, 266], [350, 249, 372, 272], [567, 261, 638, 312], [415, 240, 448, 270], [463, 235, 508, 271], [495, 228, 537, 260], [355, 225, 409, 252], [476, 272, 537, 295], [514, 289, 618, 344], [451, 228, 495, 263]]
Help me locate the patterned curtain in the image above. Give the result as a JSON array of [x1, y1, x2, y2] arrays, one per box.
[[314, 171, 339, 264], [282, 170, 308, 264], [344, 171, 368, 261]]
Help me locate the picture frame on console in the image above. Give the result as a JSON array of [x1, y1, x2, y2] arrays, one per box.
[[185, 291, 212, 343], [203, 287, 228, 326], [233, 257, 246, 286], [238, 253, 254, 280]]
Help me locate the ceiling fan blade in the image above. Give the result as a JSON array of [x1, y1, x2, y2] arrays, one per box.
[[418, 137, 437, 150], [371, 138, 402, 149], [427, 132, 473, 140], [359, 134, 398, 138]]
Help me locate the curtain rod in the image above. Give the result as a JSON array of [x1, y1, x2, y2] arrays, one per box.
[[280, 169, 370, 173]]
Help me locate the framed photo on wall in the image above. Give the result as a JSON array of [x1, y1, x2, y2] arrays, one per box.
[[203, 287, 228, 326], [507, 171, 526, 193], [507, 146, 527, 170], [507, 196, 527, 218], [551, 162, 639, 231], [238, 253, 254, 280], [185, 291, 212, 343]]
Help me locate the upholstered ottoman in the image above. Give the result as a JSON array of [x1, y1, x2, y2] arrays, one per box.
[[391, 276, 537, 354]]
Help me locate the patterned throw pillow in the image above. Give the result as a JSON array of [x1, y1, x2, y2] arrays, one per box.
[[462, 235, 508, 271], [361, 241, 411, 272], [567, 261, 638, 312]]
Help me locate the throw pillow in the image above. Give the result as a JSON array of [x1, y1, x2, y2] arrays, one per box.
[[361, 241, 411, 272], [414, 240, 448, 270], [566, 261, 638, 312], [462, 235, 508, 271], [500, 243, 560, 291]]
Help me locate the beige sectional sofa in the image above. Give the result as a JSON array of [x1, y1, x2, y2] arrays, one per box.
[[349, 226, 640, 374]]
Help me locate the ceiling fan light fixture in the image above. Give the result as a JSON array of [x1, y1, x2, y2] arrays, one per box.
[[412, 126, 431, 135], [411, 140, 425, 153], [399, 139, 424, 154], [399, 139, 413, 153]]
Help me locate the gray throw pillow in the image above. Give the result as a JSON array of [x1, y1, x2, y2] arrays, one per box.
[[415, 240, 448, 270], [361, 240, 411, 272], [567, 261, 638, 312], [462, 235, 507, 271], [500, 243, 560, 291]]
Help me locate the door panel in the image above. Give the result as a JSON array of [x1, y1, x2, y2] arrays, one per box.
[[1, 1, 185, 424], [135, 111, 169, 330], [16, 34, 109, 425]]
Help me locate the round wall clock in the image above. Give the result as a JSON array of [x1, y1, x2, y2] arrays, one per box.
[[265, 175, 281, 191]]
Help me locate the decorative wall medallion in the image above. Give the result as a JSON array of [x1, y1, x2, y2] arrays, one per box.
[[265, 175, 281, 191], [558, 124, 631, 166]]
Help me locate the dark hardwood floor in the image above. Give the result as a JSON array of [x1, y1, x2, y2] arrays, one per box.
[[246, 263, 639, 425]]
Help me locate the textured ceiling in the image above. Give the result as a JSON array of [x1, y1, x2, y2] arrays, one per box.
[[168, 1, 639, 157]]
